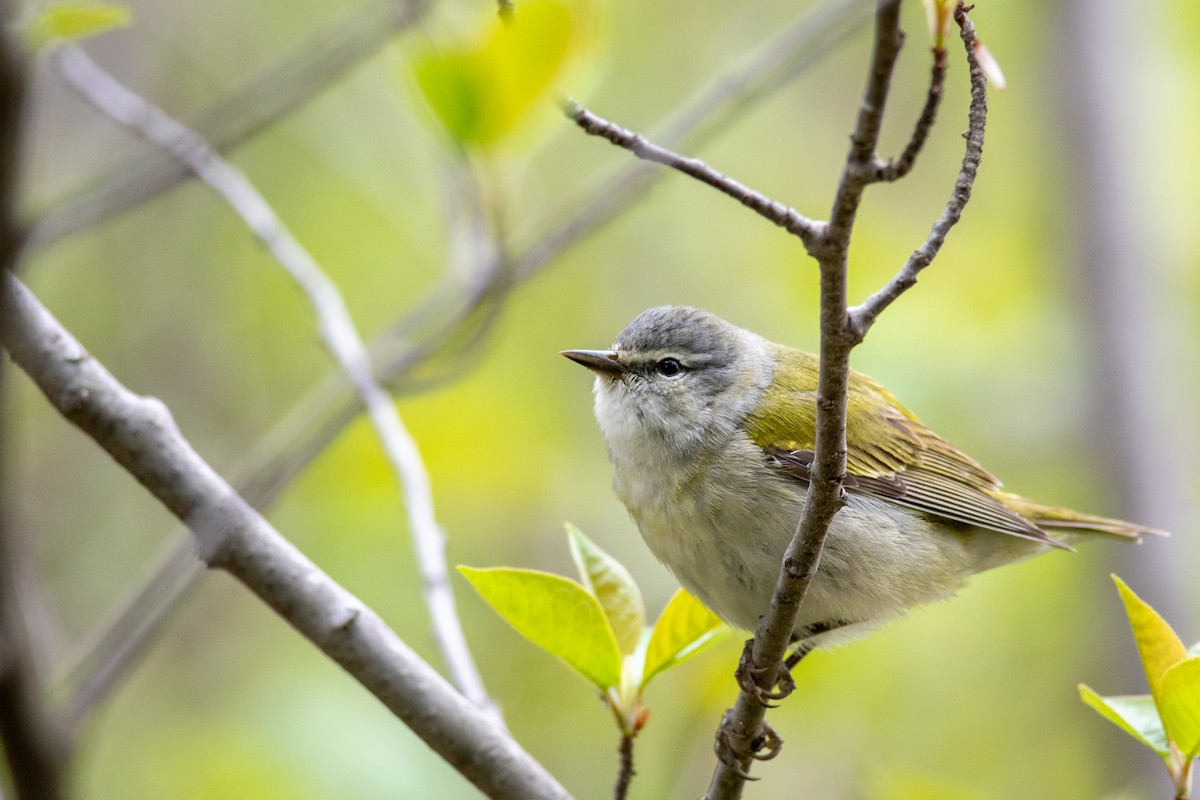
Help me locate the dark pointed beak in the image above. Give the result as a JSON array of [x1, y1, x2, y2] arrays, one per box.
[[560, 349, 626, 376]]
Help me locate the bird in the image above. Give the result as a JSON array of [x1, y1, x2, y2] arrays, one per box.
[[562, 305, 1163, 653]]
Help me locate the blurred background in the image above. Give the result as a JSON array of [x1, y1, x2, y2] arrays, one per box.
[[6, 0, 1199, 797]]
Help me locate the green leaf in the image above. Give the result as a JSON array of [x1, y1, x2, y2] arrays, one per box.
[[565, 523, 645, 655], [1113, 575, 1188, 712], [409, 0, 586, 148], [23, 2, 131, 50], [459, 566, 621, 689], [1079, 685, 1170, 757], [1161, 658, 1200, 760], [641, 589, 727, 688]]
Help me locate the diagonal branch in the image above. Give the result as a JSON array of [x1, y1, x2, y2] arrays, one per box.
[[513, 0, 867, 281], [0, 272, 570, 800], [53, 44, 499, 723], [563, 98, 824, 248], [29, 0, 428, 248]]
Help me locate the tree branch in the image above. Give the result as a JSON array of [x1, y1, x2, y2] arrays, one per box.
[[52, 44, 500, 723], [0, 273, 570, 800], [849, 5, 986, 338], [513, 0, 867, 281], [50, 0, 867, 723], [874, 44, 949, 182], [29, 0, 429, 248], [563, 99, 824, 248], [0, 4, 72, 796], [706, 1, 987, 796]]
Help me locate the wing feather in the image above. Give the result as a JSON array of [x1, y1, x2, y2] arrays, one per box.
[[746, 348, 1068, 547]]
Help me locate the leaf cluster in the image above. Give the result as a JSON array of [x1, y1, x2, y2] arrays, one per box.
[[460, 523, 727, 737]]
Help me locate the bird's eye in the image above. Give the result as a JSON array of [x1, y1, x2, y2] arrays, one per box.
[[656, 358, 683, 377]]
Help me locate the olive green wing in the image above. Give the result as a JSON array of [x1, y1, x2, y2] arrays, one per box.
[[745, 349, 1068, 547]]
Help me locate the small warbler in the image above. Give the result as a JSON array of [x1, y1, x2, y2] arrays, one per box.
[[563, 306, 1162, 648]]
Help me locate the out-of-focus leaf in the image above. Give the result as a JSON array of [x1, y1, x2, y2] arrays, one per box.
[[565, 523, 645, 655], [973, 40, 1007, 90], [23, 1, 131, 50], [458, 566, 621, 689], [410, 0, 586, 148], [920, 0, 953, 47], [1113, 575, 1188, 711], [1078, 685, 1170, 757], [1161, 658, 1200, 760], [641, 589, 727, 688]]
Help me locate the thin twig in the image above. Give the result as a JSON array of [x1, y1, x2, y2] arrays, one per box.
[[29, 0, 429, 248], [874, 44, 949, 181], [514, 0, 868, 282], [563, 98, 824, 248], [0, 273, 570, 800], [613, 734, 635, 800], [53, 44, 500, 724], [849, 5, 987, 338]]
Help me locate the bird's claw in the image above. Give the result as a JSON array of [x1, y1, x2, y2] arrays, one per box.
[[714, 709, 784, 779], [734, 638, 796, 706]]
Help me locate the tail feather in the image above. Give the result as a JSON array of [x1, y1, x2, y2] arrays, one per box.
[[990, 491, 1168, 542]]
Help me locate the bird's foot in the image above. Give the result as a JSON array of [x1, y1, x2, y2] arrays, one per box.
[[734, 638, 796, 707], [714, 709, 784, 778]]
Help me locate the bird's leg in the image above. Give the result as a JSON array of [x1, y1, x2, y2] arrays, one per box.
[[734, 638, 791, 706], [734, 622, 844, 706], [714, 709, 784, 778]]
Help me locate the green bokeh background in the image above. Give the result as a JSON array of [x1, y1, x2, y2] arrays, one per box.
[[7, 0, 1200, 797]]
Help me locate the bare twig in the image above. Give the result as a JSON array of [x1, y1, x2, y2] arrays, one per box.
[[514, 0, 868, 281], [849, 6, 986, 338], [563, 98, 824, 248], [613, 734, 634, 800], [29, 0, 429, 248], [53, 45, 499, 723], [0, 272, 570, 800], [874, 44, 949, 182]]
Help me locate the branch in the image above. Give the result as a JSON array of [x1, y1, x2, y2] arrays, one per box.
[[54, 208, 507, 722], [613, 734, 634, 800], [849, 5, 987, 338], [0, 5, 72, 797], [874, 44, 949, 182], [705, 1, 929, 796], [0, 273, 571, 800], [29, 0, 428, 248], [705, 2, 987, 794], [52, 44, 499, 723], [52, 0, 867, 724], [563, 98, 824, 248], [513, 0, 868, 281]]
